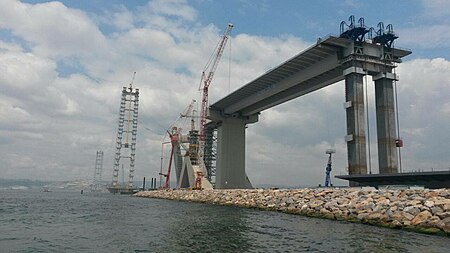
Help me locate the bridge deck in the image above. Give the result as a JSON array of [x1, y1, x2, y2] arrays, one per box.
[[211, 36, 410, 117]]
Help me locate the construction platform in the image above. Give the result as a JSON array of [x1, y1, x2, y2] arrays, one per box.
[[107, 186, 138, 194], [336, 171, 450, 189]]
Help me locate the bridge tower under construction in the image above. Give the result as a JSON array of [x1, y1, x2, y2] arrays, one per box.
[[109, 75, 139, 193], [91, 150, 104, 192]]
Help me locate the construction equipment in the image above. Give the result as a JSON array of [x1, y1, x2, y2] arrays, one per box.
[[324, 149, 336, 187], [160, 100, 213, 190], [199, 23, 233, 141], [180, 99, 196, 131], [194, 171, 204, 190], [160, 99, 196, 188], [160, 24, 233, 190], [162, 126, 180, 188]]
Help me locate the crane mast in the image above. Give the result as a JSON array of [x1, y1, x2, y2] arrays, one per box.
[[199, 23, 233, 141]]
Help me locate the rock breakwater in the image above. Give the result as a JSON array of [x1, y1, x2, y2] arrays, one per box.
[[135, 188, 450, 235]]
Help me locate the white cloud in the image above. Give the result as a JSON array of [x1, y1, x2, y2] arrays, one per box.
[[112, 7, 135, 30], [237, 0, 269, 15], [0, 102, 31, 126], [393, 58, 450, 170], [0, 49, 56, 90], [422, 0, 450, 18], [398, 25, 450, 49], [397, 0, 450, 49], [146, 0, 197, 21], [0, 0, 109, 59]]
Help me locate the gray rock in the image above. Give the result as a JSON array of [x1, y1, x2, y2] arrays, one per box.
[[430, 206, 443, 215], [424, 200, 434, 208], [404, 206, 420, 216]]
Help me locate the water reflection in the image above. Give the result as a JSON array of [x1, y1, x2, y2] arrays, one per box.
[[161, 203, 253, 252], [2, 190, 449, 253]]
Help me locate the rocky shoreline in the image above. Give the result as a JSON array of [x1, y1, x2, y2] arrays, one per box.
[[135, 188, 450, 236]]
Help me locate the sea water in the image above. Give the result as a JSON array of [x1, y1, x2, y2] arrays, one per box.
[[1, 189, 449, 252]]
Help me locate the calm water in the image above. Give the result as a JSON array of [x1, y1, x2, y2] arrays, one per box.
[[0, 189, 449, 253]]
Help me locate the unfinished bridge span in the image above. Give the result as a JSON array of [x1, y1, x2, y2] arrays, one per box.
[[208, 18, 411, 188]]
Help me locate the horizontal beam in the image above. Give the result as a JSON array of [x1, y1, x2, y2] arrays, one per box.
[[223, 54, 340, 115]]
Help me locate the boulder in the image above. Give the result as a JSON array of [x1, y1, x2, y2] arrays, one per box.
[[404, 206, 420, 216], [411, 210, 432, 226], [423, 200, 433, 208]]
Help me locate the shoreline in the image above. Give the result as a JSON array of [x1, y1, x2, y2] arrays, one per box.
[[135, 188, 450, 236]]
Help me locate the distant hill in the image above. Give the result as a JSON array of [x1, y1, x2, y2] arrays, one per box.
[[0, 178, 50, 189]]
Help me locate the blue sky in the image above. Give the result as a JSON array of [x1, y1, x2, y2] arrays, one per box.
[[0, 0, 449, 186], [18, 0, 447, 59]]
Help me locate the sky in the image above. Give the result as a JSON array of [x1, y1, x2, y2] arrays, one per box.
[[0, 0, 449, 187]]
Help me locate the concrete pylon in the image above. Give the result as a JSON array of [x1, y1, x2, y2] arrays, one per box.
[[374, 72, 398, 174], [343, 67, 367, 179], [213, 112, 257, 189]]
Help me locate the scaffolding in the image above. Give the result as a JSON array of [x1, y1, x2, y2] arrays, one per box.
[[203, 123, 217, 184], [110, 84, 139, 191], [91, 150, 104, 192]]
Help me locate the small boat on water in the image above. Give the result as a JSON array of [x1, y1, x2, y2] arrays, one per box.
[[42, 187, 51, 192]]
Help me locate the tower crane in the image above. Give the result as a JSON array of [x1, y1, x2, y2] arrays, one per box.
[[199, 23, 233, 141]]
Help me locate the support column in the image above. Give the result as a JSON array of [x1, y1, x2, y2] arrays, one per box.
[[214, 114, 258, 189], [374, 72, 398, 174], [344, 67, 367, 179]]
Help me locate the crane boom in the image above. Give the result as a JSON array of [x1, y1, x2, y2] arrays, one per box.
[[199, 23, 233, 141], [180, 99, 196, 118]]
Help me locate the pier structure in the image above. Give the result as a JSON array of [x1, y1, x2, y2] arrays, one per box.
[[208, 17, 411, 188], [108, 75, 140, 194]]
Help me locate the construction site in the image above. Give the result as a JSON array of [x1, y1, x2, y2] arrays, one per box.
[[104, 17, 450, 193]]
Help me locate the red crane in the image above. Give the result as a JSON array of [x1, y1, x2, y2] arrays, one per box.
[[162, 127, 179, 188], [199, 23, 233, 141]]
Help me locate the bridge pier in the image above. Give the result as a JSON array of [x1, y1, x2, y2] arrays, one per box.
[[208, 35, 410, 188], [344, 67, 367, 180], [212, 111, 257, 189], [374, 72, 398, 174]]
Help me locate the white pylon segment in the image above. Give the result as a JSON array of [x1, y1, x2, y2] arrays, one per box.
[[112, 80, 139, 189]]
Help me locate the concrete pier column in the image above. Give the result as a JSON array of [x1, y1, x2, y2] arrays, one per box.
[[373, 72, 398, 174], [343, 67, 367, 178], [214, 113, 258, 189]]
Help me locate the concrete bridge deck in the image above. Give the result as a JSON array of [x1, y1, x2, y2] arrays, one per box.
[[211, 36, 409, 117]]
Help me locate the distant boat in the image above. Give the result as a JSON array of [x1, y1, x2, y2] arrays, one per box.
[[42, 187, 51, 192]]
